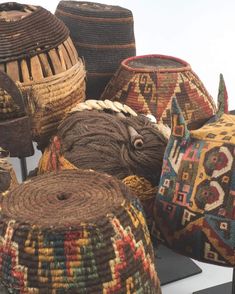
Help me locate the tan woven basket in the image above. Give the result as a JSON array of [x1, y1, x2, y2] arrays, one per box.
[[0, 3, 86, 145]]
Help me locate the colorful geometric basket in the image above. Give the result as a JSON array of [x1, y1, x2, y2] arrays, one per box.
[[101, 54, 216, 129], [0, 169, 161, 293], [0, 2, 86, 145], [55, 1, 136, 99], [153, 96, 235, 267]]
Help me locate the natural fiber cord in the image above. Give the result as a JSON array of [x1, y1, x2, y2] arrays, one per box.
[[38, 102, 168, 186], [0, 169, 161, 293]]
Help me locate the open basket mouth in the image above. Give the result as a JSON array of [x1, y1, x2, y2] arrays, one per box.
[[122, 54, 191, 73], [0, 2, 37, 21], [56, 0, 133, 19]]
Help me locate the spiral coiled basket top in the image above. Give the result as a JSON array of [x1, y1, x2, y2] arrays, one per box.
[[0, 169, 161, 293]]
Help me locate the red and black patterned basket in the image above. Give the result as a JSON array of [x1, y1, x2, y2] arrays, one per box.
[[101, 54, 217, 129]]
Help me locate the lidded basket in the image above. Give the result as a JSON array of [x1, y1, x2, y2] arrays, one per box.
[[0, 169, 161, 293], [101, 54, 216, 129], [0, 2, 86, 144], [55, 1, 136, 99]]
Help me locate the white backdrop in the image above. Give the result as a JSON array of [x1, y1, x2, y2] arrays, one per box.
[[2, 1, 234, 293], [1, 0, 235, 110]]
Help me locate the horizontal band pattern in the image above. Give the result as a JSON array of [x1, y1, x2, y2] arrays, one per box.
[[0, 4, 69, 62], [101, 54, 216, 128], [55, 1, 136, 99]]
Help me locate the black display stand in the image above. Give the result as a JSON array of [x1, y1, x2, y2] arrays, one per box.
[[0, 285, 7, 293], [19, 157, 27, 181], [155, 244, 202, 285], [193, 268, 235, 294]]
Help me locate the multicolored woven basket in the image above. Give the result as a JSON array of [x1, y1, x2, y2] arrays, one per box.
[[153, 92, 235, 267], [0, 2, 86, 145], [0, 169, 161, 293], [55, 1, 136, 99], [101, 54, 216, 129]]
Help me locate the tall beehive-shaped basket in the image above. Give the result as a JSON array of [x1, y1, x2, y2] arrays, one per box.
[[55, 1, 136, 100], [0, 2, 86, 147]]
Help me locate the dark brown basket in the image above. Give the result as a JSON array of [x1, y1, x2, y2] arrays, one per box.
[[0, 169, 161, 293], [55, 1, 136, 99], [101, 54, 217, 129], [38, 100, 168, 187]]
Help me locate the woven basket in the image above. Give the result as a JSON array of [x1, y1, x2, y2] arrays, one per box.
[[154, 98, 235, 267], [38, 100, 169, 186], [0, 149, 18, 194], [0, 2, 85, 144], [37, 100, 169, 233], [55, 1, 136, 99], [0, 169, 161, 293], [101, 54, 217, 129]]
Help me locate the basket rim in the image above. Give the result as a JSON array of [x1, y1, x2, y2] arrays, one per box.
[[0, 2, 38, 22], [57, 0, 132, 15], [122, 54, 191, 73]]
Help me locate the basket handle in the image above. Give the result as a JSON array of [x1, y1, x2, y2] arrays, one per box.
[[0, 70, 25, 114]]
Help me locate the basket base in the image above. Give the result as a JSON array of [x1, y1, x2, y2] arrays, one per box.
[[155, 244, 202, 285]]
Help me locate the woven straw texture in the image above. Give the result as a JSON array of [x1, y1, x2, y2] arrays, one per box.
[[0, 59, 86, 145], [0, 3, 69, 62], [101, 54, 217, 128], [0, 169, 161, 293], [154, 97, 235, 267], [0, 151, 18, 194], [55, 1, 136, 99], [0, 3, 84, 145], [123, 175, 158, 232]]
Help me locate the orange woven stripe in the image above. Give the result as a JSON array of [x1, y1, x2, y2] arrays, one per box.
[[75, 42, 136, 49]]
